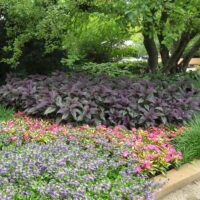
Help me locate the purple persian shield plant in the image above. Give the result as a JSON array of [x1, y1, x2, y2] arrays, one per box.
[[0, 72, 199, 128]]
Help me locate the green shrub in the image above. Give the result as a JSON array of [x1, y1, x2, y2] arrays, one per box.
[[191, 67, 200, 89], [142, 71, 200, 86], [0, 105, 14, 121], [192, 79, 200, 89], [72, 61, 147, 77], [120, 61, 147, 74], [112, 46, 138, 59], [173, 113, 200, 164]]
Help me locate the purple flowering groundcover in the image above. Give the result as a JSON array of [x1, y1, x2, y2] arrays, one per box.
[[0, 140, 161, 200]]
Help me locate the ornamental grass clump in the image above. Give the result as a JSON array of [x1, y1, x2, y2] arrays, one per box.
[[173, 113, 200, 164], [0, 141, 160, 200], [0, 114, 183, 175], [0, 104, 14, 122], [0, 71, 199, 128]]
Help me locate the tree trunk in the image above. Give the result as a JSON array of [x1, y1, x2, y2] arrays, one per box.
[[178, 37, 200, 71], [143, 34, 158, 73], [163, 32, 197, 73], [158, 10, 170, 66], [160, 45, 170, 67], [142, 7, 158, 73]]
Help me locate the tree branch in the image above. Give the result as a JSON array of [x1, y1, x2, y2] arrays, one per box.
[[163, 31, 197, 73], [178, 36, 200, 70]]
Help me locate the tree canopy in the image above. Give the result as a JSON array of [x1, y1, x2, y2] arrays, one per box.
[[0, 0, 199, 74]]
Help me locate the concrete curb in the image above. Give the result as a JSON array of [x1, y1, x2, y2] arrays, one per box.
[[153, 159, 200, 200]]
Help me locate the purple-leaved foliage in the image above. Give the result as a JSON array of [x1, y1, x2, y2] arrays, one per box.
[[0, 71, 199, 128]]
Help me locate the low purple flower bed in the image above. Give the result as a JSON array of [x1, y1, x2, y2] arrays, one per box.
[[0, 140, 160, 199], [0, 72, 199, 128]]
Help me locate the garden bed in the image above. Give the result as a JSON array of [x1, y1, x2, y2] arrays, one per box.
[[0, 72, 200, 199], [0, 112, 185, 199], [0, 109, 199, 199]]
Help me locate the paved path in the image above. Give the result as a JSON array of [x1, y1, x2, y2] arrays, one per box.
[[161, 180, 200, 200]]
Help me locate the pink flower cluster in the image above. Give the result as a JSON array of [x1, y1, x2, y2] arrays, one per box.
[[1, 112, 69, 142], [73, 125, 183, 175]]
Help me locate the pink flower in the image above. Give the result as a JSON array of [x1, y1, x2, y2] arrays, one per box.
[[170, 133, 176, 138], [39, 130, 46, 134], [146, 154, 153, 159], [137, 135, 142, 140], [161, 142, 166, 148], [95, 140, 101, 144], [167, 144, 172, 148], [132, 128, 137, 132], [178, 152, 182, 160], [142, 160, 151, 169], [10, 137, 17, 141], [68, 135, 74, 139], [7, 120, 13, 127], [23, 135, 29, 141], [148, 133, 155, 138], [154, 146, 160, 153], [122, 151, 129, 158], [14, 111, 24, 118], [165, 155, 171, 162], [131, 134, 136, 139], [97, 124, 106, 130], [169, 147, 175, 155], [146, 144, 155, 150], [135, 166, 142, 173], [153, 137, 159, 142], [152, 154, 158, 159], [80, 124, 89, 131]]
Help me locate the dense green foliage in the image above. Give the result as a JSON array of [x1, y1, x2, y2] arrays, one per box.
[[0, 0, 128, 72], [0, 0, 199, 77], [128, 0, 200, 73], [71, 61, 147, 77], [173, 113, 200, 164], [191, 70, 200, 89]]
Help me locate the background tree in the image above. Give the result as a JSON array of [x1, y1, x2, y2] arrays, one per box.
[[0, 0, 199, 75], [0, 0, 128, 71], [127, 0, 200, 73]]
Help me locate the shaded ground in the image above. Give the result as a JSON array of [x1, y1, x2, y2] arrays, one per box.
[[161, 180, 200, 200]]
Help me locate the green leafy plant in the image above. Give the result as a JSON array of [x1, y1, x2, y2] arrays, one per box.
[[173, 113, 200, 164], [72, 61, 147, 77]]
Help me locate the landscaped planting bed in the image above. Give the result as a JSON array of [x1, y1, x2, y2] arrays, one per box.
[[0, 113, 183, 175], [0, 112, 187, 199], [0, 72, 200, 199]]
